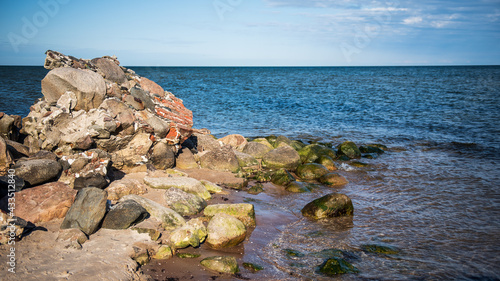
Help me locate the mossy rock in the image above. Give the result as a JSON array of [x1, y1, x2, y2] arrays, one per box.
[[350, 161, 369, 167], [274, 135, 292, 148], [270, 169, 295, 186], [337, 141, 361, 159], [264, 135, 278, 147], [319, 172, 348, 186], [315, 155, 337, 171], [284, 248, 305, 258], [242, 262, 264, 272], [261, 146, 300, 170], [285, 181, 312, 193], [252, 138, 274, 149], [319, 257, 359, 275], [131, 227, 161, 241], [290, 140, 307, 151], [301, 193, 354, 220], [296, 163, 329, 180], [247, 183, 264, 195], [252, 170, 273, 182], [133, 253, 150, 266], [176, 253, 201, 258], [359, 145, 385, 154], [152, 245, 172, 259], [200, 256, 239, 274], [298, 144, 337, 164], [361, 244, 400, 255], [204, 203, 256, 228]]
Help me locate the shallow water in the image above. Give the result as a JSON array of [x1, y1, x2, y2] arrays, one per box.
[[1, 65, 499, 280]]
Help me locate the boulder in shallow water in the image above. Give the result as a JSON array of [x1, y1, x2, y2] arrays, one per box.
[[204, 203, 255, 228], [301, 193, 353, 220], [319, 257, 359, 275], [206, 213, 246, 249], [285, 181, 313, 193], [200, 256, 239, 274], [296, 163, 329, 180], [262, 145, 300, 170], [270, 169, 295, 186], [298, 144, 337, 164], [337, 141, 361, 159], [319, 172, 348, 186]]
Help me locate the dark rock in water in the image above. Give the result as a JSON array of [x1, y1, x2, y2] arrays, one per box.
[[149, 142, 175, 170], [301, 193, 353, 220], [285, 181, 312, 193], [298, 144, 337, 164], [247, 183, 264, 195], [319, 172, 348, 186], [101, 200, 148, 229], [163, 187, 207, 216], [284, 248, 305, 258], [315, 155, 337, 171], [242, 142, 272, 159], [200, 145, 239, 173], [359, 145, 385, 154], [12, 159, 61, 186], [337, 141, 361, 159], [91, 57, 127, 84], [319, 257, 359, 275], [60, 187, 107, 235], [361, 244, 400, 255], [261, 145, 300, 170], [270, 169, 295, 186], [242, 262, 264, 272], [200, 256, 239, 274], [296, 163, 329, 180], [74, 173, 108, 190]]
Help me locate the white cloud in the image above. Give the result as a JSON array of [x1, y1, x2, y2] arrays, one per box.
[[403, 16, 423, 25]]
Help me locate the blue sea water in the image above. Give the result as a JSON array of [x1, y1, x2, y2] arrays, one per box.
[[1, 66, 499, 280]]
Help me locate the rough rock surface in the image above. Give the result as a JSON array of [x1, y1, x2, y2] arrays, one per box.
[[105, 178, 148, 200], [242, 142, 272, 159], [101, 200, 149, 229], [0, 137, 13, 174], [163, 187, 207, 216], [262, 145, 300, 170], [175, 148, 198, 169], [199, 145, 239, 173], [206, 213, 246, 249], [200, 256, 239, 274], [61, 187, 108, 235], [203, 203, 256, 228], [143, 176, 211, 200], [218, 134, 247, 151], [13, 159, 61, 186], [296, 163, 330, 180], [337, 141, 361, 159], [301, 193, 354, 220]]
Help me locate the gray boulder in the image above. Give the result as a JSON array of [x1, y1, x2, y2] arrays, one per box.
[[101, 200, 148, 229], [262, 145, 300, 170], [60, 187, 108, 235], [242, 142, 272, 159], [163, 188, 207, 216], [13, 159, 61, 186], [91, 57, 127, 84], [206, 213, 246, 249], [199, 145, 239, 173]]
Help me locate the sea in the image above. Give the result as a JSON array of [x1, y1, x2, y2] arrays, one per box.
[[1, 66, 499, 280]]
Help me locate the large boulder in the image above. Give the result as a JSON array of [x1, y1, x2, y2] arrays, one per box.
[[319, 172, 348, 186], [219, 134, 247, 151], [169, 218, 207, 250], [206, 213, 246, 249], [191, 133, 221, 152], [163, 187, 207, 216], [337, 141, 361, 159], [242, 142, 272, 159], [296, 163, 329, 180], [143, 176, 211, 200], [301, 193, 354, 220], [41, 67, 106, 111], [105, 178, 148, 200], [234, 150, 258, 167], [0, 182, 76, 223], [149, 142, 175, 170], [199, 145, 239, 173], [60, 187, 108, 235], [261, 145, 300, 170], [298, 144, 337, 164], [175, 148, 198, 169], [91, 57, 127, 84], [203, 203, 255, 228], [101, 200, 148, 229], [200, 256, 239, 274], [12, 159, 61, 186]]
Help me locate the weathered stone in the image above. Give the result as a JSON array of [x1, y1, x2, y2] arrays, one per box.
[[200, 256, 239, 274], [200, 180, 224, 194], [270, 169, 295, 186], [253, 138, 274, 149], [234, 150, 258, 167], [199, 145, 239, 173], [5, 140, 29, 159], [204, 203, 255, 228], [91, 57, 127, 84], [242, 141, 272, 159], [247, 183, 264, 195], [99, 98, 135, 130], [319, 172, 348, 186], [0, 182, 76, 223], [130, 87, 155, 112], [286, 181, 312, 193], [262, 145, 300, 170], [41, 67, 106, 111], [74, 173, 108, 190], [0, 138, 13, 174], [169, 219, 207, 250], [163, 188, 207, 216], [316, 155, 337, 171], [274, 135, 293, 148], [119, 194, 185, 230], [219, 134, 247, 151], [12, 159, 61, 186], [0, 175, 24, 198], [123, 94, 145, 110], [29, 150, 58, 161], [175, 148, 198, 169], [191, 133, 221, 152], [112, 133, 153, 168], [105, 178, 148, 200], [143, 176, 211, 200], [149, 142, 175, 170], [296, 163, 330, 180], [337, 141, 361, 159], [301, 193, 354, 220], [139, 77, 165, 97], [206, 213, 246, 249], [56, 91, 78, 111], [61, 187, 108, 235], [101, 200, 148, 229], [56, 228, 88, 249], [298, 144, 337, 164], [152, 245, 172, 259], [0, 114, 14, 140]]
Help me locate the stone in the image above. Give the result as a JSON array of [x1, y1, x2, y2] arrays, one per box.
[[0, 138, 13, 174], [234, 150, 258, 167], [99, 98, 135, 130], [56, 91, 78, 111], [319, 172, 348, 186], [204, 203, 256, 228], [0, 175, 25, 198], [149, 142, 175, 170], [91, 57, 127, 84], [74, 173, 108, 190], [316, 155, 337, 171], [175, 148, 198, 169], [119, 194, 185, 230], [105, 178, 148, 200], [12, 159, 61, 186], [253, 138, 274, 149], [123, 94, 145, 110], [286, 181, 312, 193], [61, 187, 108, 235], [101, 200, 148, 229], [337, 141, 361, 159], [361, 244, 399, 255], [206, 213, 246, 249], [56, 228, 88, 249], [199, 145, 239, 173], [301, 193, 354, 220], [262, 145, 300, 170], [112, 133, 153, 168], [242, 142, 272, 159], [274, 135, 293, 148], [29, 150, 58, 161], [191, 133, 221, 152], [298, 144, 337, 164], [0, 114, 15, 140], [138, 77, 165, 97], [169, 220, 207, 250], [296, 163, 330, 180], [200, 256, 239, 274], [247, 183, 264, 195], [219, 134, 247, 151], [143, 176, 211, 200], [41, 67, 106, 111], [290, 140, 307, 151], [242, 262, 264, 272], [200, 180, 223, 194], [152, 245, 172, 259], [0, 182, 76, 223], [163, 187, 207, 216], [319, 257, 359, 275], [270, 169, 295, 186], [5, 140, 30, 159]]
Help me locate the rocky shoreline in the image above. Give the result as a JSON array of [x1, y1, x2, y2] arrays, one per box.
[[0, 51, 386, 280]]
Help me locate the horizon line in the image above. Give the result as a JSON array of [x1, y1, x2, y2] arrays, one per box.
[[1, 64, 499, 68]]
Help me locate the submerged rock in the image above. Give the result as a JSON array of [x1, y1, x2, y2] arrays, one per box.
[[361, 244, 400, 255], [301, 193, 354, 220], [337, 141, 361, 159], [319, 172, 348, 186], [206, 213, 246, 249], [286, 181, 313, 193], [319, 257, 359, 275], [270, 169, 295, 186], [200, 256, 239, 274]]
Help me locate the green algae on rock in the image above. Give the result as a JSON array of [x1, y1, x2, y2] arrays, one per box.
[[298, 144, 337, 164], [270, 168, 295, 186], [319, 172, 348, 186], [296, 163, 329, 180], [242, 262, 264, 272], [361, 244, 400, 255], [206, 213, 247, 249], [337, 141, 361, 159], [319, 257, 359, 275], [203, 203, 256, 227], [200, 256, 239, 274], [301, 193, 354, 220]]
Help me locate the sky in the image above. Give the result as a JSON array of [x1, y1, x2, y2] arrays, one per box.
[[0, 0, 499, 66]]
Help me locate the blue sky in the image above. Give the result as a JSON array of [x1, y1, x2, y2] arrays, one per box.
[[0, 0, 499, 66]]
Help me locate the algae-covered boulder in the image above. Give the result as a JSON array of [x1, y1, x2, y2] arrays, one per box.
[[169, 218, 207, 250], [296, 163, 329, 180], [234, 150, 258, 167], [163, 187, 207, 216], [203, 203, 255, 227], [261, 145, 300, 170], [298, 144, 336, 164], [152, 245, 173, 260], [206, 213, 246, 249], [301, 193, 353, 220], [270, 169, 295, 186], [315, 155, 337, 171], [337, 141, 361, 159], [286, 181, 312, 193], [319, 172, 348, 186], [200, 256, 239, 274], [242, 142, 272, 158], [143, 176, 211, 200], [361, 244, 399, 255], [247, 183, 264, 195], [319, 257, 359, 275]]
